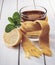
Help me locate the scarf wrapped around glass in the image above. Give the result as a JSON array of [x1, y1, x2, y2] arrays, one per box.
[[19, 5, 52, 57]]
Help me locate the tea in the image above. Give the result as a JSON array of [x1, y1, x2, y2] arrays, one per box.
[[21, 10, 46, 21]]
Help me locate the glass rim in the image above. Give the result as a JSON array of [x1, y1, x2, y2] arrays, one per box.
[[19, 5, 47, 14]]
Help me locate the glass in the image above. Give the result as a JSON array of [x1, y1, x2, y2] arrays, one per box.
[[20, 5, 47, 41]]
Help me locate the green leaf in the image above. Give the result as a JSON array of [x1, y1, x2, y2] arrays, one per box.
[[5, 24, 16, 33], [13, 19, 21, 25], [13, 12, 20, 20], [8, 17, 14, 24], [12, 12, 21, 26]]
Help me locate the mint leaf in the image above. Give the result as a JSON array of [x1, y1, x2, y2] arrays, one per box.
[[5, 24, 16, 33], [8, 17, 14, 24], [13, 12, 21, 26], [13, 12, 20, 20]]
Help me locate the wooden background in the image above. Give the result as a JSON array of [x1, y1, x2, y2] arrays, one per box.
[[0, 0, 55, 65]]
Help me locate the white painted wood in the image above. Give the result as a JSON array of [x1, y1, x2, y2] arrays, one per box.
[[44, 0, 55, 65], [48, 0, 55, 15], [18, 0, 35, 11], [0, 0, 2, 12], [0, 0, 4, 19], [0, 0, 18, 65]]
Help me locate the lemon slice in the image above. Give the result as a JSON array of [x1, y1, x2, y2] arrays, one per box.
[[4, 28, 22, 47]]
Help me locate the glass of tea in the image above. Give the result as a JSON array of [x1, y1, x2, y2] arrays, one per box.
[[20, 5, 47, 41]]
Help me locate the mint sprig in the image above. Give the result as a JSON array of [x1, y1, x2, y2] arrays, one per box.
[[5, 12, 21, 33]]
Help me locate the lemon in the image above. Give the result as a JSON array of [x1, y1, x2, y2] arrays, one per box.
[[4, 28, 22, 47]]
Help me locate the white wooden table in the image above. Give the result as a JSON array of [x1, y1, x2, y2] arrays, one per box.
[[0, 0, 55, 65]]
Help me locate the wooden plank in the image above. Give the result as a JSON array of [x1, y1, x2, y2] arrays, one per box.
[[44, 0, 55, 65], [0, 0, 4, 19], [0, 0, 18, 65], [35, 0, 55, 65], [18, 0, 44, 65], [0, 0, 3, 14]]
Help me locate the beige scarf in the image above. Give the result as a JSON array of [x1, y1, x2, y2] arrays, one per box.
[[20, 17, 52, 58]]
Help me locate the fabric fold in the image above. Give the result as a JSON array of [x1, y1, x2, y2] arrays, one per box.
[[20, 17, 52, 57]]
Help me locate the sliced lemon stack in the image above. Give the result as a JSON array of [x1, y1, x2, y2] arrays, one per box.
[[4, 28, 22, 47]]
